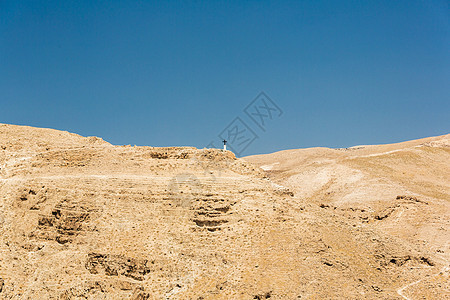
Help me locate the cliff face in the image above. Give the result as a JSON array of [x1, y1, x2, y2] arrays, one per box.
[[0, 124, 447, 299]]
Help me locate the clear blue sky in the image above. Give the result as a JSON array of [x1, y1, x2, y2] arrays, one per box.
[[1, 1, 449, 156]]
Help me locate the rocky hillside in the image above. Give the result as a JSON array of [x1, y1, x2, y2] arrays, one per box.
[[245, 134, 450, 299], [0, 123, 448, 299]]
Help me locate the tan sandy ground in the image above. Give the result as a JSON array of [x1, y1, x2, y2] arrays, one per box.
[[0, 123, 448, 299]]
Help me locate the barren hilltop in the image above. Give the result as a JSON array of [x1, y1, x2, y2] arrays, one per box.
[[0, 123, 448, 299]]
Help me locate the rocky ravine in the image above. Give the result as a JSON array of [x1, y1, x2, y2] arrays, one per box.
[[0, 123, 447, 299]]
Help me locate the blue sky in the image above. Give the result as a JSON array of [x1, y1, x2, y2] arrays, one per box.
[[1, 1, 449, 156]]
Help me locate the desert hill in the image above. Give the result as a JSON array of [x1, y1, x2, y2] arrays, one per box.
[[245, 134, 450, 299], [0, 123, 448, 299]]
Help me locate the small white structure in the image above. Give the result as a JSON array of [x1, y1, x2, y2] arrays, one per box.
[[222, 139, 227, 151]]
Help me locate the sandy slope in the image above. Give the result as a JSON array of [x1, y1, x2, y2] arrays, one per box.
[[245, 134, 450, 299], [0, 123, 448, 299]]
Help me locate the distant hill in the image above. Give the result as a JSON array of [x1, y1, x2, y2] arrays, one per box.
[[245, 133, 450, 299]]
